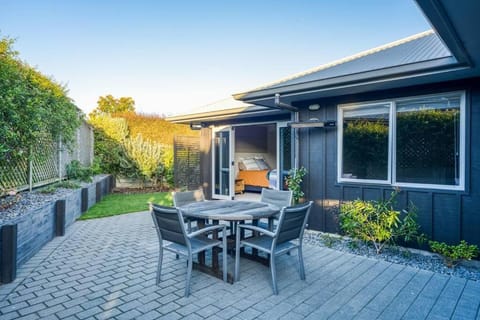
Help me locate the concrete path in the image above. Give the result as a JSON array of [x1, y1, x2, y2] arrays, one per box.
[[0, 211, 479, 320]]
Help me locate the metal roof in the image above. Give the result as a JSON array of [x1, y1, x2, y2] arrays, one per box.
[[236, 30, 453, 99], [166, 97, 287, 123]]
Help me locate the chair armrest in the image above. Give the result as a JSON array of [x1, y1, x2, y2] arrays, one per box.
[[237, 224, 275, 237], [188, 224, 226, 238]]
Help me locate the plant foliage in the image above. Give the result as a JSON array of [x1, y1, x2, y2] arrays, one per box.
[[66, 160, 93, 182], [89, 94, 135, 116], [339, 191, 424, 254], [429, 240, 479, 268], [88, 110, 196, 189], [0, 36, 81, 164], [285, 166, 307, 204]]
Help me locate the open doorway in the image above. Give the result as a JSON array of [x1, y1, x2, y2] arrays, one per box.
[[212, 122, 292, 200]]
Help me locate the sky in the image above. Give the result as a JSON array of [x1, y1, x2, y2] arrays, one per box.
[[0, 0, 431, 116]]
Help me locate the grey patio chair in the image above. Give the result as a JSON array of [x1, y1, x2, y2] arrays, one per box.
[[150, 204, 227, 297], [259, 188, 293, 230], [172, 189, 206, 232], [235, 201, 313, 295]]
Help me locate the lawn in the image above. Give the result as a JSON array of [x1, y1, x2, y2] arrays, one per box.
[[79, 192, 172, 220]]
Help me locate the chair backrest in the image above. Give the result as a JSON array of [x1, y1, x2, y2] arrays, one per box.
[[260, 188, 293, 209], [151, 204, 188, 246], [172, 189, 205, 207], [275, 201, 313, 245]]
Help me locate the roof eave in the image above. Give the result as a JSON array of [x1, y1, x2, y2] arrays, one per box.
[[166, 106, 287, 124], [235, 57, 460, 104]]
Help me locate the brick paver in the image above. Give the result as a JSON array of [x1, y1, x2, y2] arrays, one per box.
[[0, 211, 479, 319]]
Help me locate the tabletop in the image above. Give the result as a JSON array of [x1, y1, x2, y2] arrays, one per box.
[[179, 200, 279, 221]]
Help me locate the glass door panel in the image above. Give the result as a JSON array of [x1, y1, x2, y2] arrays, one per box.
[[213, 127, 234, 199]]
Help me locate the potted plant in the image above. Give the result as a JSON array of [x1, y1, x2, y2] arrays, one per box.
[[285, 166, 307, 204]]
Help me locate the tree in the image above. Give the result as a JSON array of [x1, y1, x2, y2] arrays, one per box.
[[90, 94, 135, 116]]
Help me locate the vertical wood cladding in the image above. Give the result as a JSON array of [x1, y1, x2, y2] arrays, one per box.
[[300, 79, 480, 246]]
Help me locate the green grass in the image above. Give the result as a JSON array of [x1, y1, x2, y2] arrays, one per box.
[[79, 192, 172, 220]]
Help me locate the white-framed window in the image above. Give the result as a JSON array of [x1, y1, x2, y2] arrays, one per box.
[[337, 91, 465, 191]]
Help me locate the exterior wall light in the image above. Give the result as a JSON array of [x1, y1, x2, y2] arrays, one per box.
[[190, 123, 205, 130], [308, 104, 320, 111]]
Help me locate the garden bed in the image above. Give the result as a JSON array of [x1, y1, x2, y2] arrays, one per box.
[[304, 230, 480, 281], [0, 174, 114, 284]]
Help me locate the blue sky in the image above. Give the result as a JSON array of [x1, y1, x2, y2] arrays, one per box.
[[0, 1, 431, 116]]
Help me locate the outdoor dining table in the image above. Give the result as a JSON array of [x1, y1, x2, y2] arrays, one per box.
[[179, 200, 280, 283]]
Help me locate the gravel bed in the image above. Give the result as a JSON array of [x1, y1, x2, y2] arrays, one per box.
[[0, 175, 105, 225], [304, 230, 480, 281]]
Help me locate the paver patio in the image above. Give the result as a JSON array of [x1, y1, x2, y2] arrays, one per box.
[[0, 211, 479, 320]]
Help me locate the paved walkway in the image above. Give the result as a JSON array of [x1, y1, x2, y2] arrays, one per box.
[[0, 211, 479, 320]]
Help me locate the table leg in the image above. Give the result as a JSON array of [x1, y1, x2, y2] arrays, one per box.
[[212, 220, 219, 270], [197, 220, 206, 265], [252, 219, 259, 257]]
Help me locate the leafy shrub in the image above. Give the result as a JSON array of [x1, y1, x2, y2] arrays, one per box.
[[88, 115, 129, 143], [66, 160, 93, 182], [0, 37, 81, 164], [123, 135, 163, 180], [339, 191, 424, 254], [429, 240, 479, 268], [285, 166, 307, 204]]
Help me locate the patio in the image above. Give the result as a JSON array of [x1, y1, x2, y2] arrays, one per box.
[[0, 211, 479, 320]]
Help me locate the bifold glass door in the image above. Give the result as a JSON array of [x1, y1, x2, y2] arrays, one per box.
[[212, 127, 234, 199]]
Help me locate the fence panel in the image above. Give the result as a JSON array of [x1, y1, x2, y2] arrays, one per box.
[[174, 136, 201, 190]]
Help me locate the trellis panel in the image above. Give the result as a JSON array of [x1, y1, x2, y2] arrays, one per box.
[[174, 136, 201, 190]]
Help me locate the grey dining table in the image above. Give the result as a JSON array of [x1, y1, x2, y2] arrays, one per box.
[[179, 200, 280, 283]]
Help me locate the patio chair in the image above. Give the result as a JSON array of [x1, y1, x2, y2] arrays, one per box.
[[259, 188, 293, 230], [151, 204, 227, 297], [234, 201, 313, 295], [172, 189, 205, 232]]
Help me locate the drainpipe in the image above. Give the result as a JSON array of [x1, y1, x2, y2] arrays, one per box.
[[293, 111, 300, 169]]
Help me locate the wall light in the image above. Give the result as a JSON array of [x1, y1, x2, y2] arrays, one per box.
[[190, 123, 204, 130], [308, 104, 320, 111]]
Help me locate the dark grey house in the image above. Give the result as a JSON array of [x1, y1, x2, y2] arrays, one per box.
[[168, 1, 480, 247]]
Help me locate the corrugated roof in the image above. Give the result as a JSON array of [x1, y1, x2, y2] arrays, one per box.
[[241, 30, 452, 93], [185, 97, 254, 114]]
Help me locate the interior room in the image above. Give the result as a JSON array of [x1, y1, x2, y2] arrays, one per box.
[[234, 123, 277, 197]]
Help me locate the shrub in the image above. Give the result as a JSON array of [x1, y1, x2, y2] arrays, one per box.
[[0, 37, 81, 164], [429, 240, 479, 268], [339, 191, 424, 254], [122, 135, 163, 180], [66, 160, 93, 182]]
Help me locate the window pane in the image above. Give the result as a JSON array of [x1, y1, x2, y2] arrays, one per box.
[[396, 95, 461, 185], [342, 104, 389, 180]]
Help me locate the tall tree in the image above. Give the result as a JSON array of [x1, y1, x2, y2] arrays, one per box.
[[90, 94, 135, 116]]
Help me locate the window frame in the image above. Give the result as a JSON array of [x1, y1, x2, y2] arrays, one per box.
[[337, 91, 466, 191]]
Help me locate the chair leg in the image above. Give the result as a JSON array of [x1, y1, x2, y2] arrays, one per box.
[[298, 247, 305, 280], [156, 246, 163, 285], [234, 228, 241, 281], [222, 236, 227, 282], [270, 254, 278, 295], [185, 254, 193, 297]]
